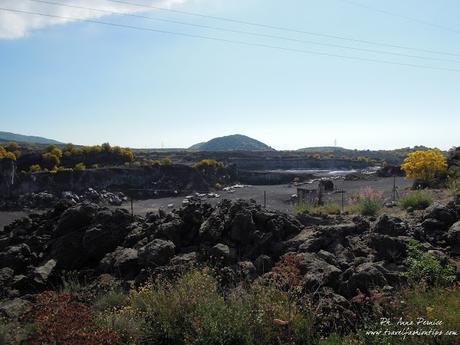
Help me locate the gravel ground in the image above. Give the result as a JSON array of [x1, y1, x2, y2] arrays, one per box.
[[119, 176, 413, 215], [0, 176, 413, 230]]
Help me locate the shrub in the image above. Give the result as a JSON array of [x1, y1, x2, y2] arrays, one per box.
[[95, 311, 144, 344], [92, 289, 128, 313], [401, 149, 447, 182], [399, 190, 433, 210], [6, 141, 19, 151], [348, 187, 384, 216], [41, 152, 60, 170], [29, 164, 41, 172], [102, 270, 316, 345], [0, 146, 16, 160], [60, 271, 83, 293], [194, 159, 224, 170], [160, 158, 173, 166], [74, 162, 86, 171], [405, 240, 456, 287], [447, 175, 460, 196]]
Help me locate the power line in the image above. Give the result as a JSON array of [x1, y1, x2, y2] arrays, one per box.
[[1, 6, 459, 73], [104, 0, 460, 58], [337, 0, 460, 34], [24, 0, 460, 64]]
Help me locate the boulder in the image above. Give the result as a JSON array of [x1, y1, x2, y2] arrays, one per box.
[[54, 203, 98, 236], [423, 203, 457, 229], [0, 267, 14, 286], [296, 253, 341, 291], [209, 243, 236, 263], [99, 247, 139, 277], [170, 252, 198, 268], [199, 212, 226, 243], [0, 298, 32, 319], [448, 221, 460, 255], [254, 255, 273, 275], [82, 224, 129, 261], [33, 259, 57, 285], [138, 239, 175, 267], [373, 215, 408, 236], [340, 262, 388, 298], [0, 244, 32, 271], [230, 210, 256, 243], [48, 231, 85, 269], [368, 234, 407, 262]]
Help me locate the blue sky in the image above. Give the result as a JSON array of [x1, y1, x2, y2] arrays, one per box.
[[0, 0, 459, 150]]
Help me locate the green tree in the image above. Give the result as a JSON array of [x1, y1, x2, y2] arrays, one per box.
[[42, 152, 60, 170]]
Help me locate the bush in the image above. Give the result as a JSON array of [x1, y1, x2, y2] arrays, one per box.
[[405, 240, 456, 287], [0, 146, 16, 160], [401, 149, 447, 182], [92, 289, 127, 313], [194, 159, 224, 170], [160, 158, 173, 166], [29, 164, 41, 172], [74, 162, 86, 171], [447, 175, 460, 196], [99, 270, 316, 345], [348, 187, 384, 216], [399, 190, 433, 210], [41, 152, 60, 170]]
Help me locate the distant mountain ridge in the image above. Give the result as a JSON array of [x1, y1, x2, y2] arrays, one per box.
[[189, 134, 274, 152], [0, 131, 63, 145], [299, 146, 350, 153]]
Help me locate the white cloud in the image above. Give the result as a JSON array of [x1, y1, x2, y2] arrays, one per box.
[[0, 0, 187, 39]]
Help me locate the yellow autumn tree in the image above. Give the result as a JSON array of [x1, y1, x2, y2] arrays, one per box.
[[401, 149, 447, 181], [0, 146, 16, 160]]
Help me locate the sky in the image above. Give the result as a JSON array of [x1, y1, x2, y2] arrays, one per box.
[[0, 0, 459, 150]]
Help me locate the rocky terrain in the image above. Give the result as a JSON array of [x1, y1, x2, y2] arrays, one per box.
[[0, 189, 128, 211], [1, 192, 459, 319]]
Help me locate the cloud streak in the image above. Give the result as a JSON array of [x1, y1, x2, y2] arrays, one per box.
[[0, 0, 187, 39]]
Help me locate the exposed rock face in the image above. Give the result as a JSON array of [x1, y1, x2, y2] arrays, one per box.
[[0, 158, 15, 197], [0, 164, 216, 198]]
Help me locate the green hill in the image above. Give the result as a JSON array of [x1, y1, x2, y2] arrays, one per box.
[[0, 131, 63, 145], [189, 134, 274, 152]]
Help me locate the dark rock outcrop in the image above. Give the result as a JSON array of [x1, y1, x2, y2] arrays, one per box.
[[0, 192, 458, 310]]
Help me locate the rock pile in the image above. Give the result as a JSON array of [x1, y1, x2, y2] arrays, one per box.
[[1, 193, 459, 306], [0, 188, 127, 211]]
